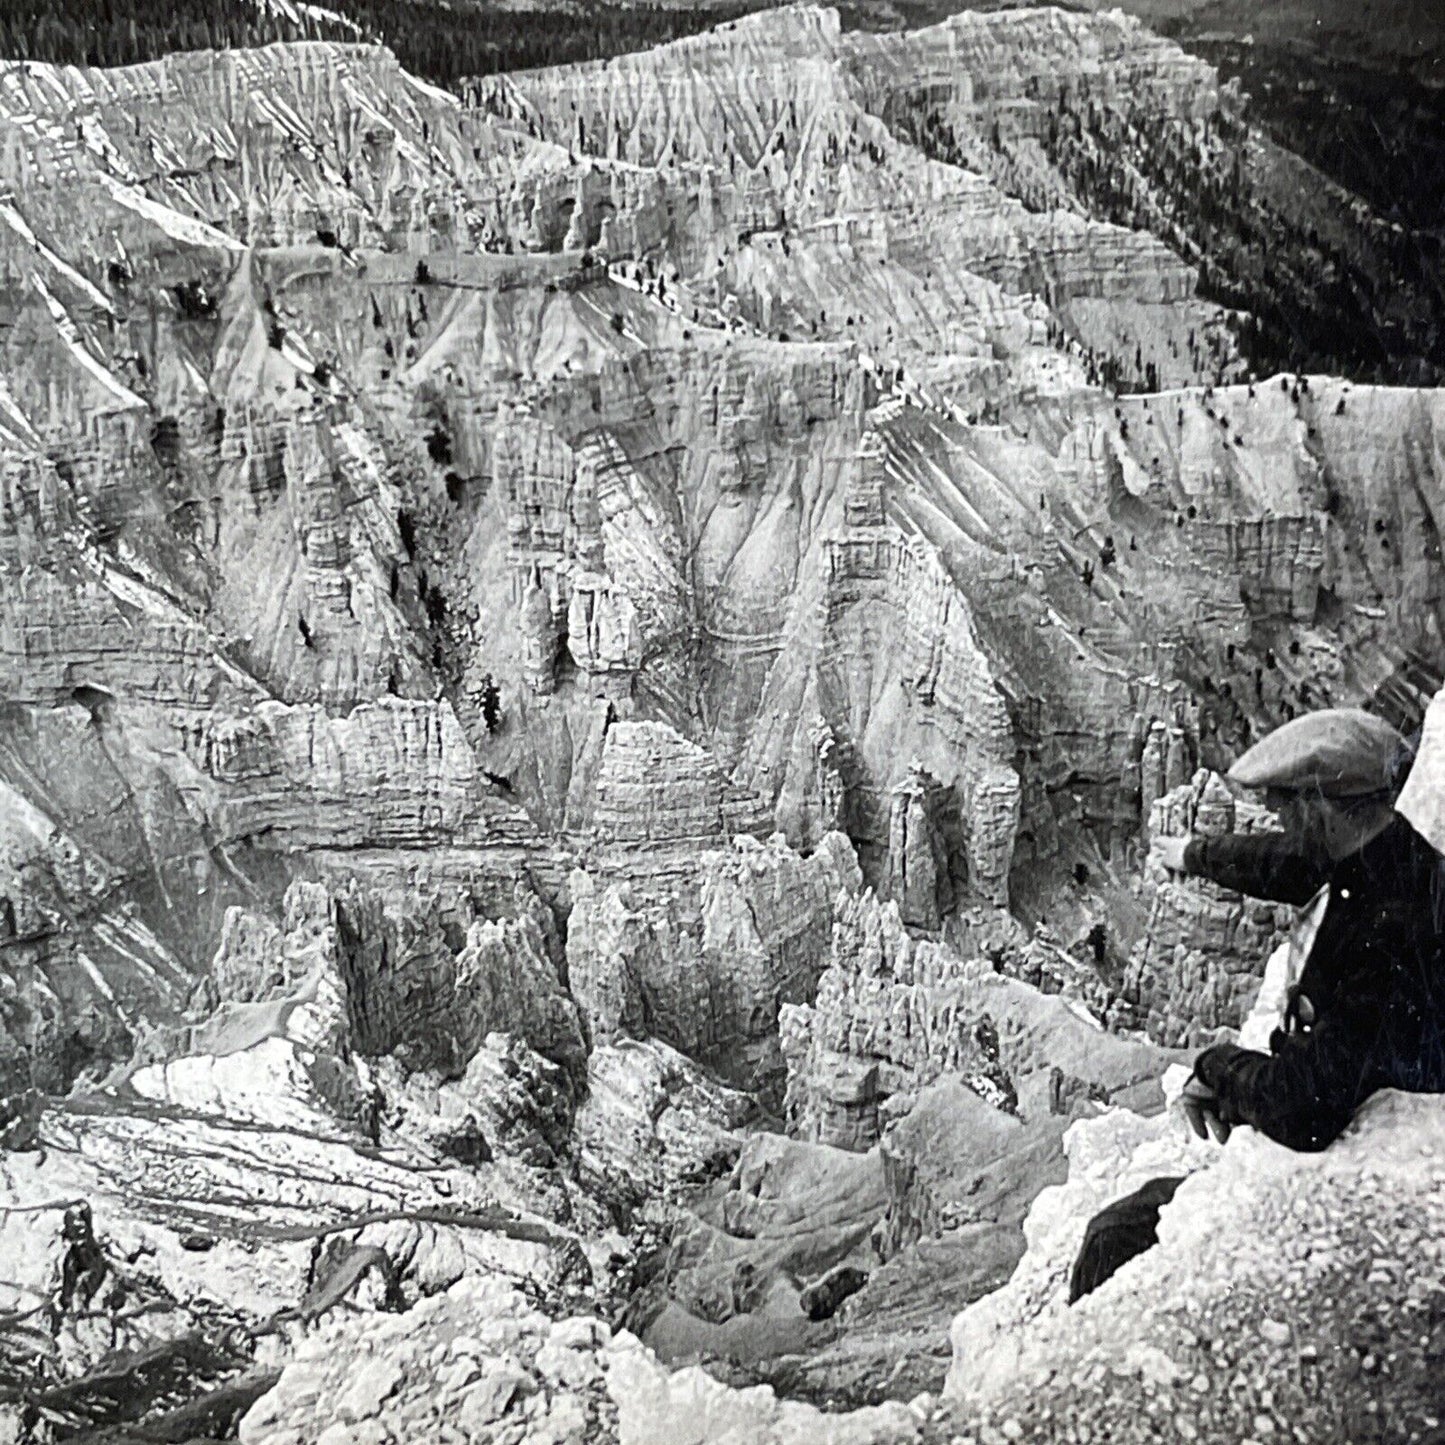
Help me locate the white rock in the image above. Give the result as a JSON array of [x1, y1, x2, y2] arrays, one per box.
[[338, 1358, 404, 1420]]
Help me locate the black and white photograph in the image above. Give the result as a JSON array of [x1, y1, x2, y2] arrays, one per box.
[[0, 0, 1442, 1439]]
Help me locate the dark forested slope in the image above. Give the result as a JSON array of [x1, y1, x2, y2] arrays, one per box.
[[0, 0, 775, 85]]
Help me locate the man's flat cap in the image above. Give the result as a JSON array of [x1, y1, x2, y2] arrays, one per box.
[[1227, 708, 1407, 798]]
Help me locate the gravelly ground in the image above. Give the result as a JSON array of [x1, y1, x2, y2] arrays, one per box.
[[932, 1091, 1445, 1445]]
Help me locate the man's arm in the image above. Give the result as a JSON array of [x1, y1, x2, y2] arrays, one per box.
[[1192, 974, 1393, 1151], [1181, 832, 1332, 905]]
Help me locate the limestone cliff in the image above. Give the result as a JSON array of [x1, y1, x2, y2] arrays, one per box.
[[567, 832, 859, 1088], [1122, 770, 1290, 1045], [3, 9, 1441, 1083], [781, 889, 1173, 1152]]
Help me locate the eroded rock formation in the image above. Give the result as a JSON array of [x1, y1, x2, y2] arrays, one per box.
[[568, 832, 859, 1088], [781, 890, 1172, 1152], [1123, 771, 1290, 1046]]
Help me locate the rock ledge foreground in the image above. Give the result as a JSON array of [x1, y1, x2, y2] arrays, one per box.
[[232, 1087, 1445, 1443]]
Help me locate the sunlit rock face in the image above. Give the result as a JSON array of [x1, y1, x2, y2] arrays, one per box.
[[942, 1090, 1445, 1445], [0, 1, 1442, 1436], [1121, 770, 1291, 1047], [780, 889, 1176, 1154], [567, 831, 859, 1089], [3, 5, 1442, 1080]]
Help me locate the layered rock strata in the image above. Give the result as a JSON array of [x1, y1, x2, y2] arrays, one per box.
[[567, 832, 860, 1089], [1122, 770, 1290, 1046], [1, 8, 1441, 1078]]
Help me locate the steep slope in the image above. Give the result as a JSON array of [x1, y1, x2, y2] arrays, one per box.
[[943, 1089, 1445, 1444]]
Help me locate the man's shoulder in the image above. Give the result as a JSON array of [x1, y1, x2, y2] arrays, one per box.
[[1356, 814, 1439, 883]]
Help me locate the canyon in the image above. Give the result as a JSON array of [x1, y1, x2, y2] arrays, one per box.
[[0, 3, 1442, 1440]]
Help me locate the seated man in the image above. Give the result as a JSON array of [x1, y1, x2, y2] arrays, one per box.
[[1168, 708, 1443, 1152], [1072, 707, 1439, 1301]]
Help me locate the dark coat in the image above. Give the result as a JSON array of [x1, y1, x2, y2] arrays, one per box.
[[1185, 817, 1445, 1151]]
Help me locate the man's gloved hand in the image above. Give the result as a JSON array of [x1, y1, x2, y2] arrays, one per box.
[[1179, 1072, 1231, 1144], [1182, 1042, 1256, 1144], [1154, 834, 1192, 874]]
